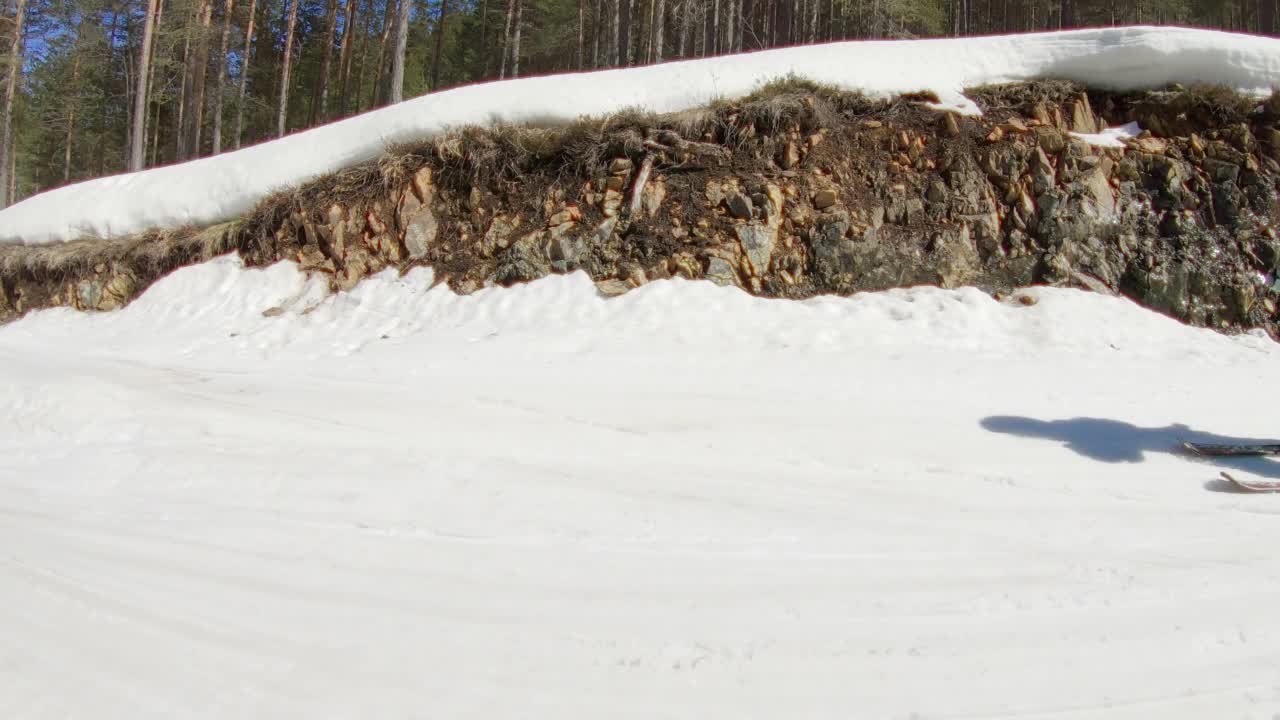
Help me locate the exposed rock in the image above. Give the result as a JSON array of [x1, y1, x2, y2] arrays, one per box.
[[812, 189, 838, 209], [482, 215, 521, 255], [1082, 169, 1118, 220], [7, 82, 1280, 341], [548, 233, 585, 272], [736, 224, 776, 277], [547, 206, 582, 227], [726, 192, 754, 219], [595, 279, 632, 297], [1001, 117, 1029, 133], [403, 205, 438, 260], [933, 225, 980, 288], [641, 181, 667, 217], [602, 188, 624, 217], [779, 141, 802, 169], [1034, 127, 1067, 154], [496, 232, 551, 285], [1070, 94, 1099, 134], [411, 166, 434, 201], [1134, 137, 1169, 155], [942, 113, 962, 137], [706, 257, 741, 287]]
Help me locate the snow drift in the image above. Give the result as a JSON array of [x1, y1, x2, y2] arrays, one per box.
[[2, 25, 1280, 245]]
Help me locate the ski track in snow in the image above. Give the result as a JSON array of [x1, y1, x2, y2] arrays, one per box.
[[2, 258, 1280, 717], [3, 25, 1280, 244]]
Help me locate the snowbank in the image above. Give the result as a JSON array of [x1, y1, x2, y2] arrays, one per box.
[[3, 25, 1279, 245]]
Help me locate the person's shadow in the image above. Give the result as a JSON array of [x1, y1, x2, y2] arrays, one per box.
[[980, 416, 1280, 491]]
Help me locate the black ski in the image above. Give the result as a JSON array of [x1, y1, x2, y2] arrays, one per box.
[[1183, 441, 1280, 457]]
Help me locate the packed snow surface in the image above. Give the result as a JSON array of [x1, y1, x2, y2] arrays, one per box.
[[3, 25, 1280, 245], [3, 258, 1280, 717]]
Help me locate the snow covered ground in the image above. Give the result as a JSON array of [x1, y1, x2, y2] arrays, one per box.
[[3, 258, 1280, 718], [3, 25, 1280, 245]]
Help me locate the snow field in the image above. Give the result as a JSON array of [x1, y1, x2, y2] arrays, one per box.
[[2, 258, 1280, 717]]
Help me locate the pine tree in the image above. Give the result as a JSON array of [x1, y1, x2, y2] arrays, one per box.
[[233, 0, 256, 148], [210, 0, 234, 154], [277, 0, 299, 136], [312, 0, 339, 123], [130, 0, 159, 170], [387, 0, 408, 101], [0, 0, 27, 204], [430, 0, 448, 90]]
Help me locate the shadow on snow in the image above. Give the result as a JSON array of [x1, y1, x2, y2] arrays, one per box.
[[979, 416, 1280, 488]]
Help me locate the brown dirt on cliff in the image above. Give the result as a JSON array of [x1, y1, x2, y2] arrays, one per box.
[[4, 79, 1280, 338]]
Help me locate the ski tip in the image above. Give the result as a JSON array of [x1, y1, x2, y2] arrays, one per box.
[[1220, 470, 1280, 493]]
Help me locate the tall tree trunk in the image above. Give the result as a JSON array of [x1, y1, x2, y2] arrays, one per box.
[[576, 0, 585, 68], [509, 0, 522, 77], [643, 0, 653, 61], [1263, 0, 1276, 33], [710, 0, 719, 53], [233, 0, 256, 148], [387, 0, 409, 102], [211, 0, 234, 154], [373, 0, 396, 101], [614, 0, 624, 64], [499, 0, 515, 76], [355, 0, 375, 110], [737, 0, 744, 50], [196, 0, 214, 150], [728, 0, 735, 51], [150, 83, 162, 165], [277, 0, 300, 136], [618, 0, 631, 65], [175, 25, 189, 157], [478, 0, 490, 75], [311, 0, 339, 124], [64, 53, 82, 184], [108, 4, 129, 168], [652, 0, 664, 60], [431, 0, 449, 89], [1, 0, 28, 205], [182, 0, 213, 158], [63, 103, 75, 183], [129, 0, 159, 170], [145, 0, 165, 161], [701, 0, 709, 54], [676, 0, 687, 56], [337, 0, 360, 115], [592, 0, 601, 66]]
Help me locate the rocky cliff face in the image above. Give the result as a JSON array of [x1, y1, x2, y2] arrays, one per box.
[[4, 81, 1280, 336]]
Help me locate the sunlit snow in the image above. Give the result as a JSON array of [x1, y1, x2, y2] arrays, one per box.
[[3, 26, 1280, 244]]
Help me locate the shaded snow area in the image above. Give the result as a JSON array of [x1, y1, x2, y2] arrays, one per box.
[[4, 25, 1280, 245], [3, 257, 1280, 717]]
